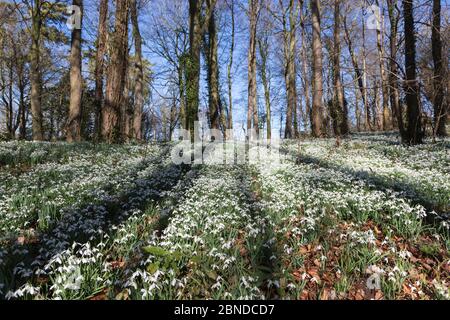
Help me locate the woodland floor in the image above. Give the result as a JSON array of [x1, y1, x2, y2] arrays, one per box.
[[0, 133, 449, 300]]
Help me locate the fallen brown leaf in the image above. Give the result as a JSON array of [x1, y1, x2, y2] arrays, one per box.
[[293, 270, 302, 280], [299, 290, 309, 300], [320, 288, 330, 300], [90, 289, 108, 300], [299, 246, 309, 254], [110, 260, 125, 269], [375, 290, 384, 300], [422, 262, 432, 271], [307, 267, 319, 278], [403, 283, 412, 296], [313, 259, 321, 267], [354, 289, 365, 300]]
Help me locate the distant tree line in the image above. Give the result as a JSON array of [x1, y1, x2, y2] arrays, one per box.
[[0, 0, 448, 145]]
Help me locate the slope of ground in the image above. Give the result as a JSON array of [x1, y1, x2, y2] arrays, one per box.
[[0, 134, 448, 300]]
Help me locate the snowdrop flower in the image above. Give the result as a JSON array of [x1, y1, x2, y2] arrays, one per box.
[[211, 281, 222, 290], [287, 283, 296, 290], [267, 280, 280, 288], [398, 250, 412, 259]]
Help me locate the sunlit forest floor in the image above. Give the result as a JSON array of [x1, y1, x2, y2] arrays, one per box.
[[0, 133, 449, 300]]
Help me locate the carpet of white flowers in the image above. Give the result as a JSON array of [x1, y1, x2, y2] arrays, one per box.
[[0, 134, 448, 300]]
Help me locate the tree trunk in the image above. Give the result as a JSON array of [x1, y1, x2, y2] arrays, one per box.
[[30, 0, 44, 141], [374, 78, 382, 129], [387, 0, 405, 138], [282, 3, 291, 138], [354, 74, 361, 131], [311, 0, 323, 137], [343, 16, 369, 131], [94, 0, 108, 140], [18, 79, 26, 139], [122, 58, 132, 141], [205, 0, 220, 130], [247, 0, 259, 137], [67, 0, 83, 142], [258, 37, 271, 140], [226, 0, 235, 135], [361, 7, 372, 131], [403, 0, 422, 144], [11, 38, 27, 139], [102, 0, 129, 143], [162, 107, 167, 141], [178, 58, 186, 130], [300, 1, 311, 133], [432, 0, 446, 136], [121, 41, 132, 141], [332, 0, 348, 137], [186, 0, 202, 138], [284, 0, 298, 139], [292, 3, 299, 139], [186, 0, 216, 139], [7, 63, 14, 138], [374, 1, 390, 131], [169, 97, 177, 140], [131, 0, 144, 141]]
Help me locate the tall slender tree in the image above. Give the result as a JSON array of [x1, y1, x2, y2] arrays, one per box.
[[205, 0, 221, 130], [258, 35, 271, 140], [131, 0, 144, 141], [331, 0, 348, 137], [30, 0, 44, 141], [14, 35, 28, 140], [102, 0, 129, 143], [283, 0, 298, 139], [387, 0, 405, 138], [67, 0, 83, 142], [403, 0, 422, 144], [186, 0, 216, 139], [343, 15, 369, 132], [290, 0, 299, 138], [186, 0, 201, 136], [376, 2, 390, 130], [311, 0, 323, 137], [226, 0, 235, 135], [361, 6, 371, 131], [432, 0, 446, 136], [299, 0, 311, 132], [94, 0, 108, 140], [247, 0, 260, 137]]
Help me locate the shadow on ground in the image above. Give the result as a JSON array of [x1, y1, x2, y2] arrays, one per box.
[[281, 147, 449, 227], [0, 147, 194, 297]]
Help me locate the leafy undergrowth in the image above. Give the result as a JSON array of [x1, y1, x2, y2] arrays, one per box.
[[0, 133, 448, 300]]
